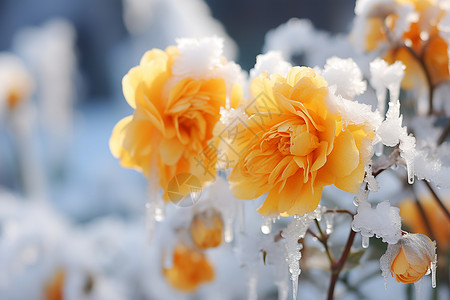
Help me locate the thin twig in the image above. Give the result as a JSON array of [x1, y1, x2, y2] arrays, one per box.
[[314, 220, 335, 265], [423, 180, 450, 220], [327, 228, 357, 300], [325, 209, 355, 217]]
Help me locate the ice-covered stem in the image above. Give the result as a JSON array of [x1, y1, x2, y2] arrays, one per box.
[[423, 180, 450, 221], [327, 228, 357, 300], [372, 148, 401, 177]]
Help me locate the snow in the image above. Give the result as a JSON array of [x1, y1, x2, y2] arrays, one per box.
[[322, 57, 367, 99], [249, 51, 292, 81], [352, 200, 402, 244]]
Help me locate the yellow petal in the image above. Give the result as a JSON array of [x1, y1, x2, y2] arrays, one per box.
[[160, 137, 184, 166], [290, 131, 319, 156], [122, 66, 142, 109], [110, 116, 133, 158], [323, 129, 359, 177]]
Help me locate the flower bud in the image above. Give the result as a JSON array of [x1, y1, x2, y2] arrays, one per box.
[[163, 243, 214, 292], [44, 268, 65, 300], [381, 233, 436, 284], [189, 208, 224, 250]]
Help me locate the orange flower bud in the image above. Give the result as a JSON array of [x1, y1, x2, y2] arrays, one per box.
[[44, 269, 65, 300], [163, 243, 214, 292], [190, 208, 224, 250], [386, 233, 436, 284]]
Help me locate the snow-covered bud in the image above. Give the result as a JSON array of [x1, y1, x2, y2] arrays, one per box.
[[190, 208, 224, 250], [381, 233, 436, 284]]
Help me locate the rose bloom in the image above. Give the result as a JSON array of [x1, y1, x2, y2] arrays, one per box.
[[110, 45, 232, 199], [190, 208, 224, 250], [389, 233, 435, 283], [227, 67, 373, 217], [163, 243, 214, 292], [362, 0, 449, 89], [399, 195, 450, 251]]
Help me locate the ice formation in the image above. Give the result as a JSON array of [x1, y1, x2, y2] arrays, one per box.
[[281, 206, 325, 300], [322, 57, 367, 99], [352, 200, 402, 245]]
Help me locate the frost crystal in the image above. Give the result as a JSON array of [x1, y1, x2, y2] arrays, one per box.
[[171, 37, 244, 91], [352, 200, 402, 244], [374, 98, 416, 183], [322, 57, 366, 99], [172, 37, 223, 78], [281, 206, 325, 300], [250, 51, 292, 81]]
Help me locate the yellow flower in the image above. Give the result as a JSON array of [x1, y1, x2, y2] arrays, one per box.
[[362, 0, 449, 89], [163, 243, 214, 292], [227, 67, 373, 217], [110, 41, 239, 199], [0, 52, 34, 111], [399, 195, 450, 251], [389, 233, 435, 283], [44, 269, 65, 300], [190, 208, 224, 249]]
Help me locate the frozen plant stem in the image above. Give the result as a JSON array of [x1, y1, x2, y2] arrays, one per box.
[[327, 228, 357, 300], [423, 180, 450, 220]]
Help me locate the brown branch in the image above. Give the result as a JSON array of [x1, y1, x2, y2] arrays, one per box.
[[327, 228, 357, 300]]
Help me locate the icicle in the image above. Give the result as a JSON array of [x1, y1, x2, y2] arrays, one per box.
[[276, 280, 289, 300], [281, 207, 324, 300], [224, 217, 234, 243], [362, 236, 370, 248], [261, 216, 273, 234], [414, 278, 423, 300], [145, 152, 165, 240], [431, 254, 437, 288], [238, 200, 245, 233]]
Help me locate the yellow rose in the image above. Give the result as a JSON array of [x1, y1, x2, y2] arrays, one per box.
[[109, 43, 237, 199], [227, 67, 373, 217], [163, 243, 214, 292], [361, 0, 449, 89], [389, 233, 435, 283], [190, 208, 224, 250]]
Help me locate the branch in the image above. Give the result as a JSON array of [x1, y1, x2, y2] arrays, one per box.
[[437, 120, 450, 145], [327, 228, 357, 300]]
